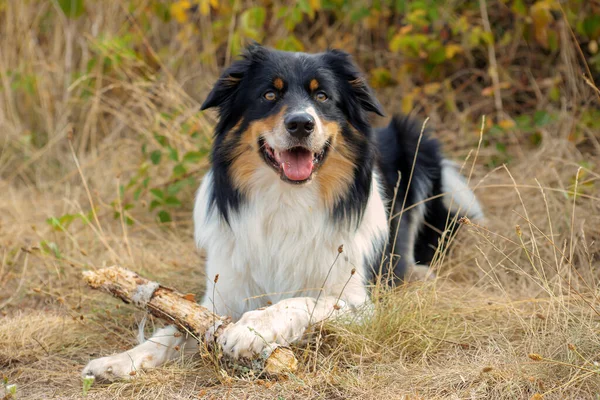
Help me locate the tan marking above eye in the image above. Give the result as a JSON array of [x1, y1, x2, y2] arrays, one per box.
[[309, 79, 319, 91], [264, 91, 277, 101], [274, 78, 284, 90]]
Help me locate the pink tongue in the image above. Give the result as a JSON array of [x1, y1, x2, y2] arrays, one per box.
[[278, 149, 314, 181]]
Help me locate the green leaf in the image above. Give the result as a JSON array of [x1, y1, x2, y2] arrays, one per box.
[[150, 150, 162, 165], [149, 200, 162, 211], [533, 110, 552, 127], [512, 0, 527, 16], [150, 188, 164, 199], [495, 142, 507, 154], [173, 164, 187, 177], [167, 181, 185, 196], [58, 0, 85, 18], [165, 196, 182, 207], [514, 115, 532, 129], [153, 134, 168, 147], [240, 7, 266, 31], [168, 147, 179, 162], [350, 6, 370, 23], [182, 151, 206, 164], [40, 240, 62, 259], [275, 35, 304, 52], [427, 43, 446, 65], [46, 217, 63, 231], [297, 0, 310, 14], [46, 214, 77, 232], [158, 210, 172, 223], [153, 2, 171, 22], [529, 132, 543, 146], [583, 15, 600, 39]]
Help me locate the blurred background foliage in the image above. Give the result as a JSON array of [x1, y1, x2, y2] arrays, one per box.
[[1, 0, 599, 225]]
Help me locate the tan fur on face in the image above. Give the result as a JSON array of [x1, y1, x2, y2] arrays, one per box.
[[315, 122, 358, 210], [309, 79, 319, 91], [274, 78, 284, 90], [228, 108, 286, 193]]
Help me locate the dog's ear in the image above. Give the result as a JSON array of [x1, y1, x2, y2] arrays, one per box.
[[200, 60, 248, 111], [201, 43, 266, 111], [322, 49, 385, 117]]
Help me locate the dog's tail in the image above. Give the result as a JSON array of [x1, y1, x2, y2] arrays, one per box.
[[375, 115, 483, 282]]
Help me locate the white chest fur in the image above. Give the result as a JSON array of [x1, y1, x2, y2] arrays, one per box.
[[193, 167, 388, 319]]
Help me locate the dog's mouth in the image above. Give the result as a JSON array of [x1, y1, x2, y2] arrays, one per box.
[[259, 138, 328, 184]]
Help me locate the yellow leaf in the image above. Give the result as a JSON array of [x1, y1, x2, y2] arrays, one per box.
[[399, 24, 413, 35], [209, 0, 219, 9], [402, 93, 414, 114], [530, 0, 554, 48], [170, 0, 190, 23], [369, 67, 394, 89], [200, 0, 210, 16], [498, 119, 515, 129], [445, 44, 463, 59], [423, 82, 441, 95], [309, 0, 321, 10]]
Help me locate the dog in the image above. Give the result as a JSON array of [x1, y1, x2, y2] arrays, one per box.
[[82, 44, 483, 379]]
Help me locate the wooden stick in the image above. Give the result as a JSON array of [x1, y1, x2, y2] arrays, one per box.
[[82, 266, 298, 376]]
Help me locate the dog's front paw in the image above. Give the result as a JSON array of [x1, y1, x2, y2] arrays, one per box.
[[217, 309, 281, 359], [82, 349, 156, 381]]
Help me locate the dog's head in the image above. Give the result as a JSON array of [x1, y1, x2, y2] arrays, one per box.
[[202, 44, 383, 183]]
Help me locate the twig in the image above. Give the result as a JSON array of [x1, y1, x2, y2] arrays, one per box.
[[83, 266, 298, 376]]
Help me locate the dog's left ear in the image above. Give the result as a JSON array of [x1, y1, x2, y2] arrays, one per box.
[[322, 49, 385, 117]]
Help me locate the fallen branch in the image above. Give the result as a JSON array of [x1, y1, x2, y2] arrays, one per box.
[[82, 266, 298, 376]]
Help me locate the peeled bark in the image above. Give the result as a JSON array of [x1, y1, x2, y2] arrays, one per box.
[[82, 266, 298, 376]]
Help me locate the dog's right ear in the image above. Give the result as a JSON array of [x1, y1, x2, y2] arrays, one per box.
[[200, 61, 248, 111], [200, 43, 265, 111]]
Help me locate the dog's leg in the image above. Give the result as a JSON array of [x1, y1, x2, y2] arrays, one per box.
[[81, 325, 198, 380], [216, 281, 369, 359], [387, 204, 436, 282]]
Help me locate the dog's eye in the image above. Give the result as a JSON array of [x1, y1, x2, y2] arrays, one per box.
[[264, 91, 277, 101], [315, 91, 328, 102]]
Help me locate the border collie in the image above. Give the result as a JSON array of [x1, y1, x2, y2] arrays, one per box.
[[82, 44, 483, 379]]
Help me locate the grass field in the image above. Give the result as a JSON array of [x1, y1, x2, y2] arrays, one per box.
[[1, 1, 599, 399]]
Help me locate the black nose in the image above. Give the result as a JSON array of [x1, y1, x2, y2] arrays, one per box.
[[284, 113, 315, 139]]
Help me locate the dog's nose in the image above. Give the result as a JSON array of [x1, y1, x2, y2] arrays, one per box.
[[284, 113, 315, 139]]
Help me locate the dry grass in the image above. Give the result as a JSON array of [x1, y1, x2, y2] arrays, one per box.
[[1, 2, 599, 399]]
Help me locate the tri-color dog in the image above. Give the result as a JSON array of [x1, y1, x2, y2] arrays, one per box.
[[82, 44, 483, 379]]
